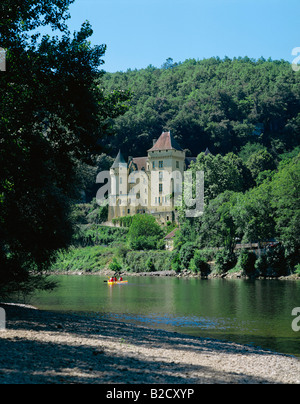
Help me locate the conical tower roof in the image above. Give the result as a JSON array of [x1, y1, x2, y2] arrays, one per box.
[[148, 131, 183, 152], [111, 150, 127, 168]]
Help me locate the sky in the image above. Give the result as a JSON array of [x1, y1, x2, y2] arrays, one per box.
[[65, 0, 300, 72]]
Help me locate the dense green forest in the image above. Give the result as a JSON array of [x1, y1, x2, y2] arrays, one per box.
[[100, 57, 300, 158], [176, 150, 300, 276]]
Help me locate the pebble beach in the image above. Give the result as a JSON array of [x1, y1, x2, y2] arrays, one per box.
[[0, 303, 299, 384]]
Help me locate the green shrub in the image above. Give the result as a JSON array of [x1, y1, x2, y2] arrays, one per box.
[[189, 250, 210, 276], [127, 214, 163, 250], [73, 225, 128, 247], [145, 257, 155, 271], [235, 249, 257, 277], [255, 244, 289, 277], [171, 252, 181, 273], [179, 242, 196, 269], [109, 257, 122, 272], [87, 205, 108, 224], [196, 248, 216, 262], [116, 243, 130, 260], [124, 250, 172, 273], [112, 215, 133, 227], [51, 246, 117, 272], [129, 235, 160, 251], [215, 249, 237, 274]]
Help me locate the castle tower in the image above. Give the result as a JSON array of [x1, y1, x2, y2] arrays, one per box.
[[108, 150, 128, 221], [107, 132, 192, 225], [147, 131, 186, 223]]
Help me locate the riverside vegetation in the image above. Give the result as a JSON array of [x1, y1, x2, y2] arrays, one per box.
[[50, 56, 300, 281], [51, 148, 300, 280]]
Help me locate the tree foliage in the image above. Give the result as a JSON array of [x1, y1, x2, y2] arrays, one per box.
[[127, 214, 163, 250], [102, 57, 300, 158], [0, 0, 129, 294], [189, 152, 252, 202], [177, 152, 299, 274]]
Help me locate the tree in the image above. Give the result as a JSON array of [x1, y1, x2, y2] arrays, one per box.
[[127, 214, 163, 250], [179, 242, 196, 269], [199, 191, 239, 250], [189, 250, 210, 277], [270, 154, 300, 263], [238, 142, 267, 163], [189, 152, 252, 202], [246, 149, 277, 181], [0, 1, 129, 295], [214, 249, 237, 274], [235, 249, 257, 277], [231, 180, 276, 243]]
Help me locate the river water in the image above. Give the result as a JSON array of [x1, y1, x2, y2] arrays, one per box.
[[30, 275, 300, 357]]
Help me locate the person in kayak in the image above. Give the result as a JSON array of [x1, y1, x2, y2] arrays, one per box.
[[119, 276, 123, 281]]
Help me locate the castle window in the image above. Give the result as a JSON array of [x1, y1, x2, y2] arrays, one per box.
[[152, 161, 155, 169], [159, 183, 163, 193], [159, 171, 163, 180], [176, 161, 179, 169], [159, 161, 163, 168]]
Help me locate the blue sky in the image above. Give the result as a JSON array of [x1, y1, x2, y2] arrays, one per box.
[[66, 0, 300, 72]]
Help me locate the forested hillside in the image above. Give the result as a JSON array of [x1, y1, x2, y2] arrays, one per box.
[[102, 57, 300, 158]]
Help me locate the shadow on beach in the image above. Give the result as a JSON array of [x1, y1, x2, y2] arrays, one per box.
[[0, 304, 297, 384]]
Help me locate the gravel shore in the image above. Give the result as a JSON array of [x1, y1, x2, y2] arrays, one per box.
[[0, 303, 299, 384]]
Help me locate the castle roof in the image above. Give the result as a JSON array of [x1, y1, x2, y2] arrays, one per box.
[[148, 131, 183, 152], [132, 157, 148, 171], [111, 150, 126, 168], [164, 228, 179, 240]]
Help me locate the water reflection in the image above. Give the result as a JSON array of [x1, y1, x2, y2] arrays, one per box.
[[31, 276, 300, 357]]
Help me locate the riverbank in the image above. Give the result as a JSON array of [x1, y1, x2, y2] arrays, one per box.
[[0, 303, 299, 384], [50, 268, 300, 281]]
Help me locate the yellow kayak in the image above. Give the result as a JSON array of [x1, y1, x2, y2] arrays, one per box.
[[107, 280, 128, 285]]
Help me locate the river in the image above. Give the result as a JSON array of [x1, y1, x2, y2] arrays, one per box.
[[30, 275, 300, 357]]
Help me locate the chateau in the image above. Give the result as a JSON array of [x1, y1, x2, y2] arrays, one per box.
[[108, 131, 208, 224]]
